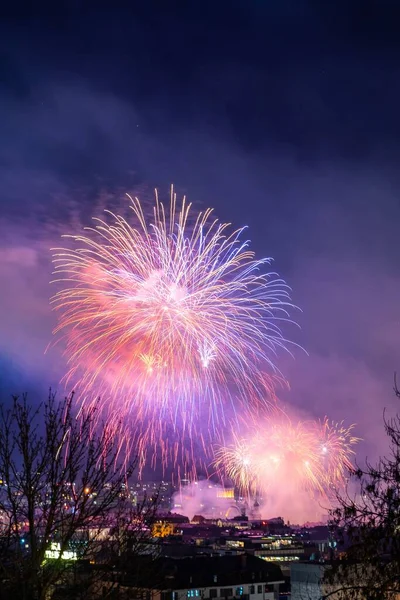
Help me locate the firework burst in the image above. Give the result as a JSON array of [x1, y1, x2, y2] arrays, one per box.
[[318, 418, 359, 484], [214, 416, 359, 499], [214, 432, 260, 496], [51, 187, 295, 472]]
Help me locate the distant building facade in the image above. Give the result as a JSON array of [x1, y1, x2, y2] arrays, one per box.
[[290, 562, 328, 600]]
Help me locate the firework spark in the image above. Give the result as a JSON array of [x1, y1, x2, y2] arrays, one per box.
[[214, 417, 359, 499], [51, 187, 295, 472]]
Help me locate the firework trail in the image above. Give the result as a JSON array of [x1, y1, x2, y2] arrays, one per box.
[[214, 416, 359, 500], [51, 187, 296, 473]]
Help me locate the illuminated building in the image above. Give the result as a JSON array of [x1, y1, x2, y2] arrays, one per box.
[[216, 488, 235, 499], [44, 542, 77, 561]]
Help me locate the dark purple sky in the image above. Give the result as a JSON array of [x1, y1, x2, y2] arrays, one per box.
[[1, 1, 400, 462]]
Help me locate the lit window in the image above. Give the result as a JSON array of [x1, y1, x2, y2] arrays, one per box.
[[236, 588, 243, 596]]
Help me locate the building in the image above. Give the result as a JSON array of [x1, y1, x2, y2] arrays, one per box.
[[290, 562, 328, 600], [131, 481, 173, 510], [290, 562, 354, 600], [152, 513, 190, 538], [291, 560, 380, 600], [112, 554, 285, 600]]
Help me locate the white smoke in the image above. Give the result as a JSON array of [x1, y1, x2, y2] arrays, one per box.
[[171, 481, 242, 521], [171, 479, 328, 525]]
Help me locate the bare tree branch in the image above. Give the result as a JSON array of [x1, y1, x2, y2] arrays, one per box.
[[0, 391, 159, 600], [326, 375, 400, 600]]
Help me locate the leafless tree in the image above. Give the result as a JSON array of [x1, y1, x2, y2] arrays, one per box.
[[0, 391, 159, 600]]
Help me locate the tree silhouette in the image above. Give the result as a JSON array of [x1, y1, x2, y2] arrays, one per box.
[[326, 379, 400, 599], [0, 391, 158, 600]]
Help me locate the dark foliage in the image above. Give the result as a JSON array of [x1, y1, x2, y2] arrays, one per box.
[[326, 379, 400, 599]]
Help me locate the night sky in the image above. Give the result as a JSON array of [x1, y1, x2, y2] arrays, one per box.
[[1, 1, 400, 463]]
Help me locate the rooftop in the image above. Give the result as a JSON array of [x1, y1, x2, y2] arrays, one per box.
[[118, 554, 284, 589]]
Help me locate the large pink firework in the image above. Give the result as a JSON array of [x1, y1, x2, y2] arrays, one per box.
[[51, 187, 295, 473]]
